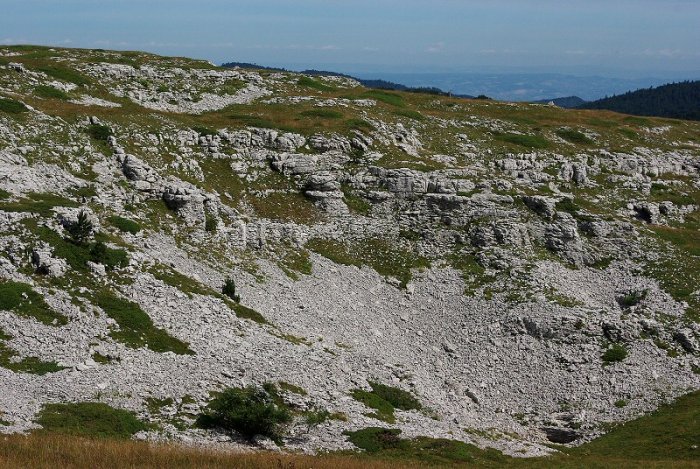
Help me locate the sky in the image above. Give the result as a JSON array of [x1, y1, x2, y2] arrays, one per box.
[[2, 0, 700, 79]]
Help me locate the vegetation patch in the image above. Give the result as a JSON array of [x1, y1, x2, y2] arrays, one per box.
[[108, 216, 141, 234], [617, 289, 647, 308], [394, 109, 425, 121], [350, 381, 421, 423], [556, 128, 593, 144], [0, 280, 68, 326], [0, 327, 65, 375], [362, 90, 405, 107], [87, 124, 113, 141], [602, 344, 628, 364], [248, 191, 319, 225], [297, 76, 335, 92], [197, 385, 292, 440], [96, 292, 194, 355], [0, 192, 78, 217], [496, 132, 550, 149], [36, 402, 149, 439], [307, 238, 430, 289], [37, 66, 90, 86], [34, 85, 70, 100], [0, 97, 28, 114], [300, 109, 344, 119]]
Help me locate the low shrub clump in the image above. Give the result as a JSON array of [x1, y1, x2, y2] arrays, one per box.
[[351, 381, 422, 423], [496, 132, 550, 149], [617, 289, 647, 308], [0, 280, 68, 326], [197, 385, 292, 440], [602, 344, 628, 364], [0, 97, 28, 114], [36, 402, 149, 439], [34, 85, 70, 100], [108, 216, 141, 234], [556, 128, 593, 144]]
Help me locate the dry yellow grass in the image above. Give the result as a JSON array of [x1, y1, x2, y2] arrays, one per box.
[[0, 433, 428, 469]]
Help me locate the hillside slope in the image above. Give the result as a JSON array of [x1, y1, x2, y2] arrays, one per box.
[[579, 80, 700, 120], [0, 45, 699, 458]]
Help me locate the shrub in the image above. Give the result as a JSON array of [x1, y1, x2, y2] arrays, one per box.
[[222, 277, 240, 302], [90, 241, 129, 270], [87, 124, 113, 141], [602, 344, 628, 364], [36, 403, 149, 439], [556, 128, 593, 145], [618, 290, 647, 308], [0, 97, 28, 114], [350, 381, 422, 423], [297, 76, 334, 92], [205, 215, 217, 232], [108, 216, 141, 234], [197, 385, 292, 440], [67, 211, 93, 245]]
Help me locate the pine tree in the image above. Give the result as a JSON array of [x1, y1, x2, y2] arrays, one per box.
[[68, 210, 93, 245]]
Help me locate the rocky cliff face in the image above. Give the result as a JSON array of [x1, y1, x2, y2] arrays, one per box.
[[0, 46, 698, 455]]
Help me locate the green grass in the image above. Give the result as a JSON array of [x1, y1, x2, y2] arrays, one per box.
[[361, 90, 405, 107], [341, 185, 372, 215], [556, 128, 593, 144], [394, 109, 425, 121], [307, 238, 430, 289], [0, 280, 68, 326], [345, 118, 375, 131], [107, 216, 141, 234], [248, 192, 319, 225], [87, 124, 113, 141], [34, 85, 70, 100], [96, 292, 194, 355], [0, 97, 28, 114], [496, 133, 550, 149], [297, 76, 335, 92], [0, 192, 79, 217], [150, 265, 212, 298], [300, 109, 344, 119], [278, 381, 307, 396], [37, 66, 90, 86], [350, 381, 422, 423], [0, 189, 10, 200], [36, 403, 150, 439], [344, 428, 508, 466], [228, 301, 269, 325]]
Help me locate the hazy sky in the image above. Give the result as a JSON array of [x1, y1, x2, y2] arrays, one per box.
[[2, 0, 699, 77]]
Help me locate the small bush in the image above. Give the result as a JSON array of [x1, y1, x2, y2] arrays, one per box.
[[602, 344, 628, 364], [108, 216, 141, 234], [36, 403, 149, 439], [618, 290, 647, 308], [556, 129, 593, 145], [67, 210, 93, 245], [350, 381, 422, 423], [87, 124, 113, 141], [0, 189, 10, 200], [222, 277, 240, 302], [34, 85, 69, 100], [90, 241, 129, 270], [0, 97, 28, 114], [615, 399, 628, 408], [205, 215, 217, 232], [197, 385, 292, 440], [192, 125, 216, 136]]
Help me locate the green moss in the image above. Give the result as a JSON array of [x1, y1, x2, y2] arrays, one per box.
[[107, 216, 141, 234], [307, 238, 429, 289], [96, 292, 194, 355], [0, 280, 68, 326], [36, 403, 149, 439]]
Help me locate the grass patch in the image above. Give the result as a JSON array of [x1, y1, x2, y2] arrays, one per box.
[[108, 216, 141, 234], [278, 381, 307, 396], [248, 192, 319, 225], [495, 133, 550, 149], [36, 403, 149, 439], [297, 76, 335, 92], [556, 128, 593, 145], [350, 381, 421, 423], [0, 327, 65, 375], [229, 301, 268, 325], [362, 90, 405, 107], [34, 85, 70, 100], [37, 66, 90, 86], [0, 189, 10, 200], [617, 289, 647, 308], [394, 109, 424, 121], [0, 192, 78, 217], [307, 238, 429, 289], [150, 265, 211, 298], [345, 118, 375, 131], [96, 292, 194, 355], [0, 280, 68, 326], [87, 124, 113, 141], [0, 97, 28, 114], [300, 109, 344, 119]]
